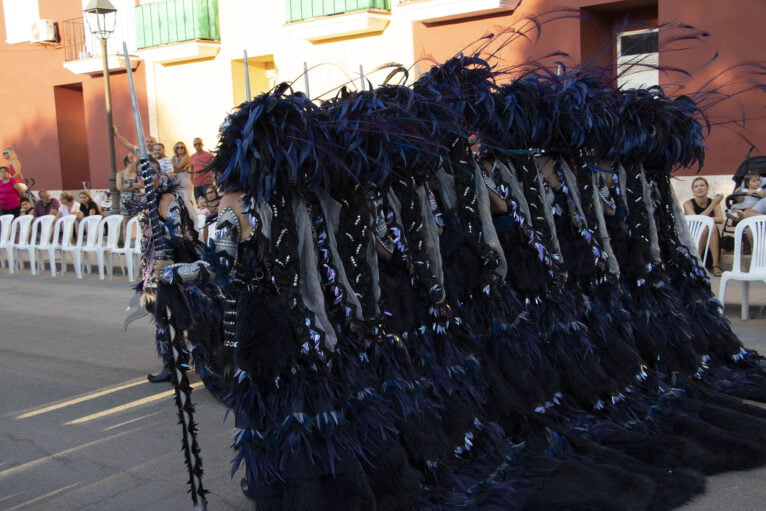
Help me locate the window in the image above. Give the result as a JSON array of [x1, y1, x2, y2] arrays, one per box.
[[3, 0, 40, 44], [617, 28, 659, 90]]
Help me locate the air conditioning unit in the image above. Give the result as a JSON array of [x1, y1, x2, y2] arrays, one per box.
[[30, 19, 57, 44]]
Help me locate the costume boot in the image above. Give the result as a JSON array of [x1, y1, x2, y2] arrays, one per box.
[[147, 362, 173, 383]]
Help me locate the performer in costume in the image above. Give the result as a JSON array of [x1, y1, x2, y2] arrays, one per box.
[[135, 37, 766, 509]]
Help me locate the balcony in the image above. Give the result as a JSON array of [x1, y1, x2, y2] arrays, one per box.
[[396, 0, 520, 24], [135, 0, 220, 63], [60, 17, 141, 75], [285, 0, 391, 42]]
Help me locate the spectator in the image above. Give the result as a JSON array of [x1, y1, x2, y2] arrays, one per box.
[[204, 186, 220, 218], [19, 197, 34, 215], [729, 173, 765, 212], [152, 143, 173, 175], [682, 177, 723, 276], [170, 141, 195, 210], [78, 191, 104, 219], [190, 137, 214, 200], [2, 147, 23, 181], [0, 165, 27, 216], [196, 195, 210, 217], [727, 173, 766, 221], [113, 125, 156, 158], [58, 192, 81, 218], [34, 190, 60, 217], [117, 154, 146, 216]]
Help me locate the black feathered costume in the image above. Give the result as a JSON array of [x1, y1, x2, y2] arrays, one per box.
[[138, 54, 766, 511]]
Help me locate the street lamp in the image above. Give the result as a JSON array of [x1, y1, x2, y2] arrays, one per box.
[[84, 0, 119, 212]]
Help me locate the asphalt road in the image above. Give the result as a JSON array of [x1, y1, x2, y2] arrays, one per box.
[[0, 271, 765, 510]]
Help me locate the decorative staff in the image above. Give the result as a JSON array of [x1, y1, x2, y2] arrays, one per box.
[[244, 50, 251, 101], [122, 42, 208, 510]]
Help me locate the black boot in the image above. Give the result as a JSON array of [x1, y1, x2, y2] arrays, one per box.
[[147, 363, 173, 383]]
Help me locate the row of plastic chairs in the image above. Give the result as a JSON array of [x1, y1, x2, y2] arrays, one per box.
[[0, 214, 143, 282], [686, 214, 766, 320]]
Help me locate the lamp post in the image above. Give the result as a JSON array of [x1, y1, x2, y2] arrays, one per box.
[[84, 0, 119, 212]]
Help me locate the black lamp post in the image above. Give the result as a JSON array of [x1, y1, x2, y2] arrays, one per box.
[[84, 0, 119, 212]]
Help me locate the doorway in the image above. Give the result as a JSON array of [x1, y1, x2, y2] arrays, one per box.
[[54, 83, 91, 190]]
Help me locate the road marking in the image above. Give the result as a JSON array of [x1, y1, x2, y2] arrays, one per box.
[[0, 423, 154, 480], [101, 411, 163, 431], [3, 482, 82, 511], [63, 381, 205, 425], [13, 378, 147, 419]]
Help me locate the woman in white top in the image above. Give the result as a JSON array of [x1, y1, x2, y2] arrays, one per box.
[[169, 141, 196, 221]]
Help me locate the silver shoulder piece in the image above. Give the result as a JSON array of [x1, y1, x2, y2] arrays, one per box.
[[160, 261, 215, 285], [214, 206, 241, 270], [165, 195, 183, 232]]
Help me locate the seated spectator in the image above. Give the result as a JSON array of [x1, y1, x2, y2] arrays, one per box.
[[19, 197, 33, 215], [34, 190, 60, 217], [78, 191, 104, 219], [196, 195, 210, 217], [58, 192, 81, 218], [682, 177, 723, 276], [730, 173, 765, 211], [204, 187, 220, 218]]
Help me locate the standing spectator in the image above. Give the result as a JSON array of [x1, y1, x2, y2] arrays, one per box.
[[170, 141, 195, 209], [152, 143, 173, 175], [0, 165, 27, 216], [58, 192, 81, 218], [78, 191, 104, 219], [190, 137, 214, 200], [117, 154, 146, 217], [33, 190, 60, 217], [682, 177, 723, 276], [113, 125, 156, 158], [2, 147, 23, 181]]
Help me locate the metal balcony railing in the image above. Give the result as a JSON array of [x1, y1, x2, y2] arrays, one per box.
[[135, 0, 219, 49], [286, 0, 391, 23], [60, 17, 127, 62], [60, 18, 87, 61]]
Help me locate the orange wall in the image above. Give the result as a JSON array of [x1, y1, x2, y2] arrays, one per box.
[[0, 0, 149, 190], [412, 0, 766, 176]]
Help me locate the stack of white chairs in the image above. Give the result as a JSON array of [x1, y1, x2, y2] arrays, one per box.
[[61, 215, 102, 278], [3, 215, 34, 273], [0, 214, 13, 269], [38, 215, 76, 277], [81, 215, 123, 280], [108, 215, 143, 282], [18, 215, 56, 276]]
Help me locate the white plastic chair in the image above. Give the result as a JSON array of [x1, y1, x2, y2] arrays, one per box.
[[61, 215, 102, 278], [685, 214, 715, 267], [0, 214, 13, 268], [19, 215, 56, 276], [108, 216, 143, 282], [81, 215, 122, 280], [719, 216, 766, 320], [39, 215, 76, 277], [3, 215, 34, 273]]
